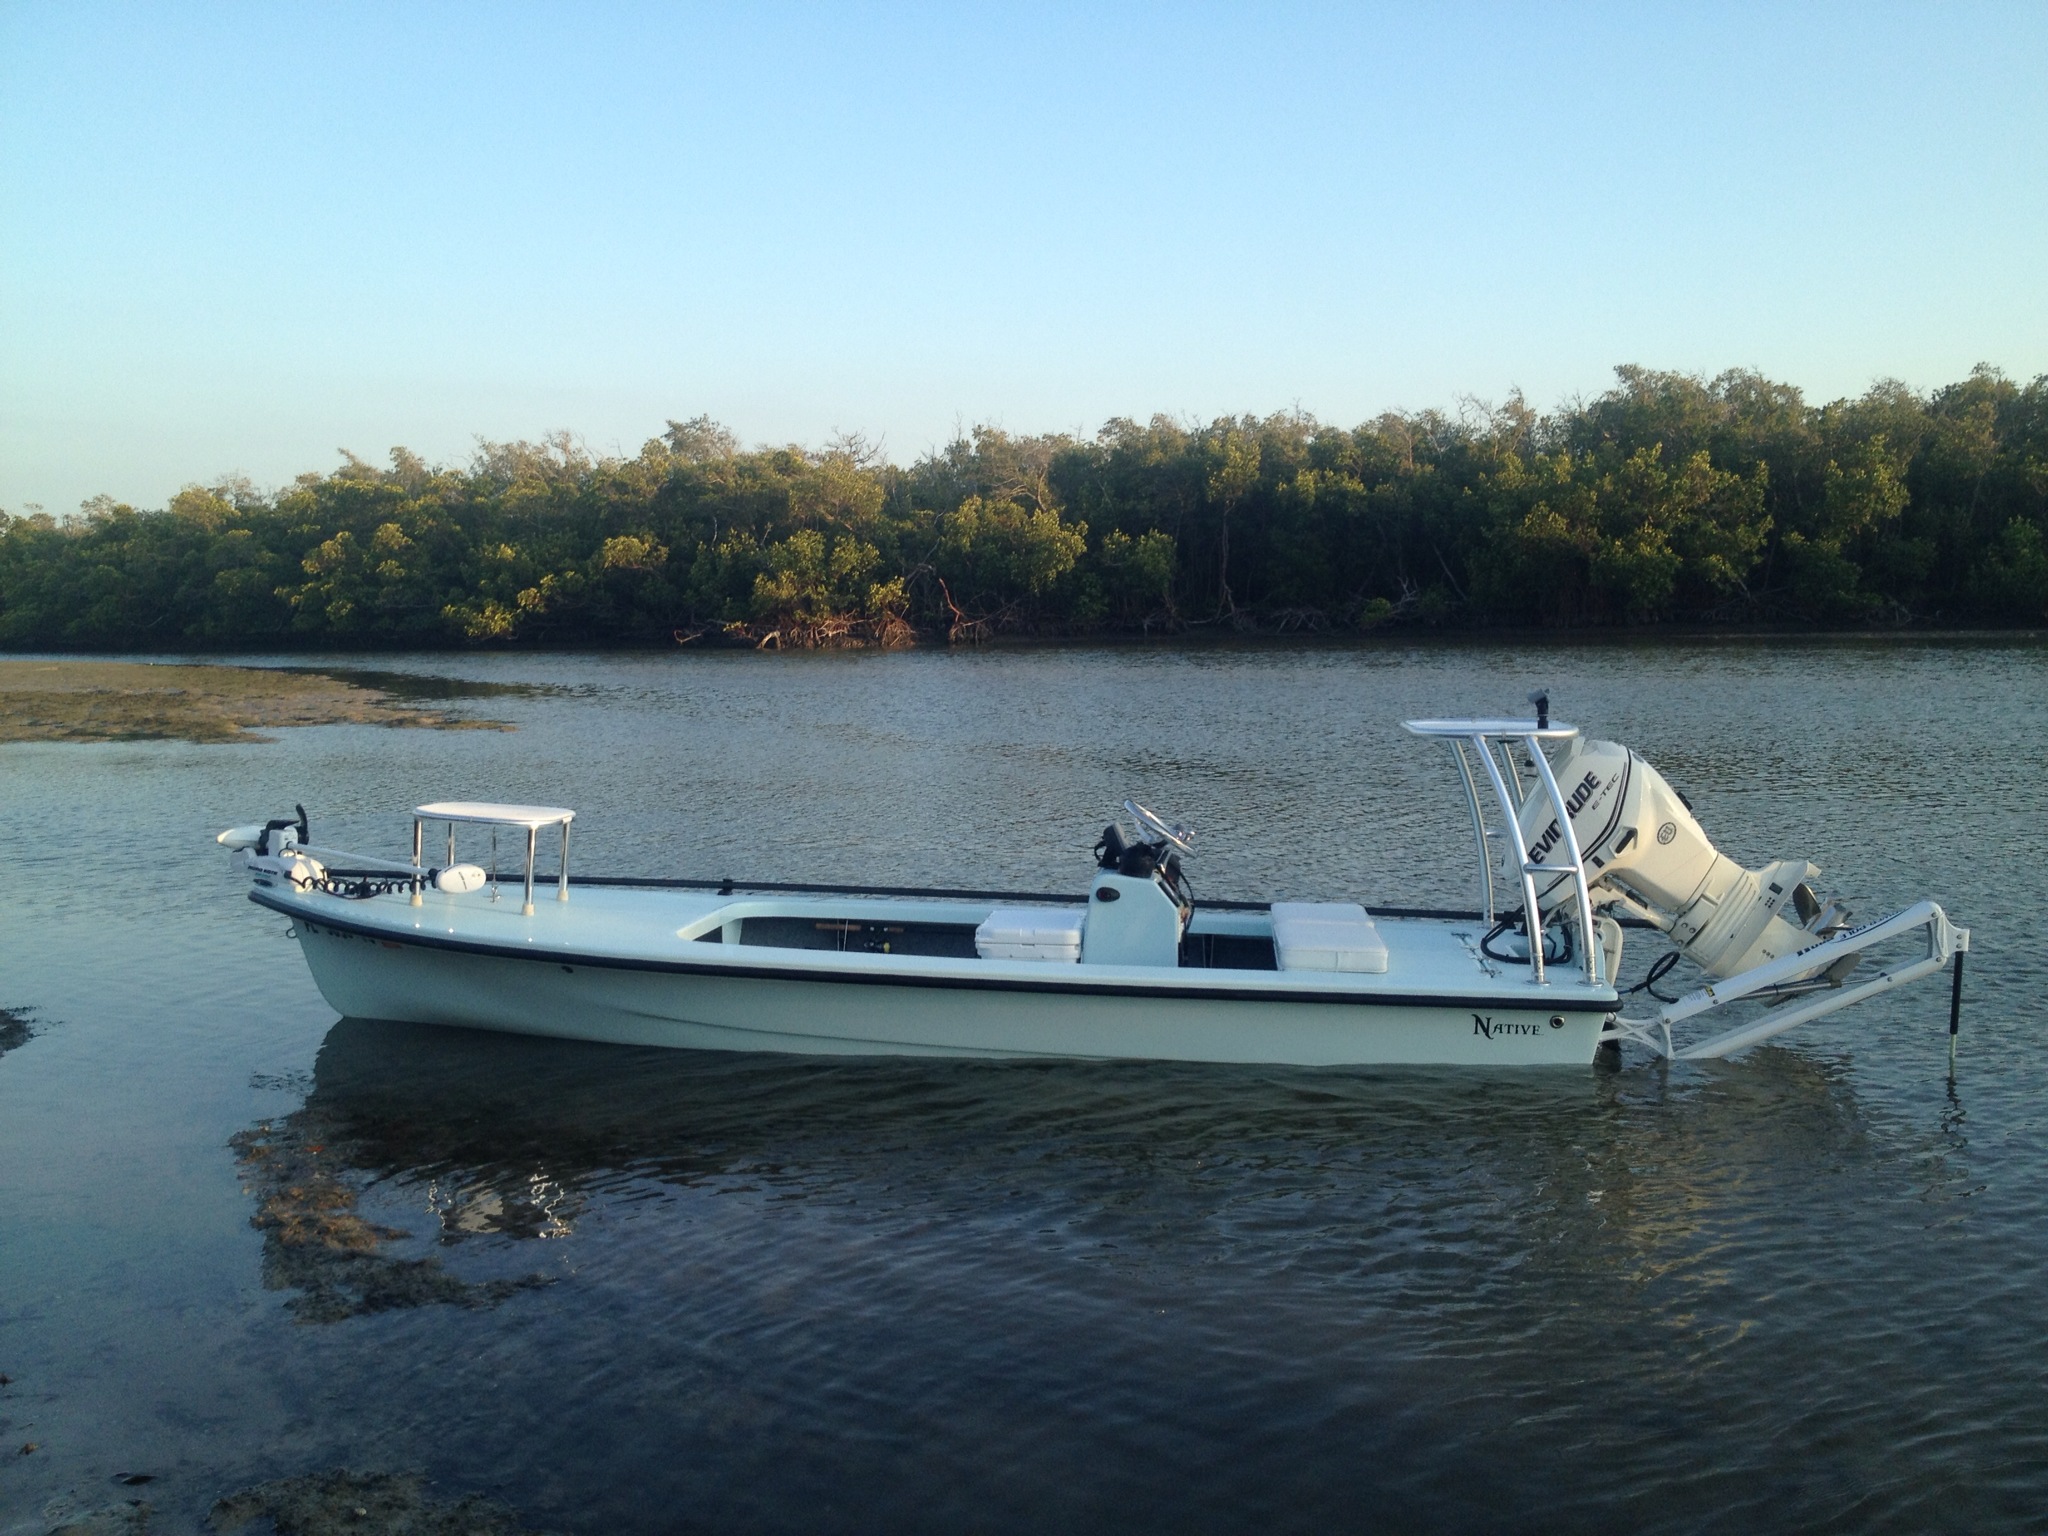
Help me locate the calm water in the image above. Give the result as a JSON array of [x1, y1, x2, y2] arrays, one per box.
[[2, 642, 2044, 1534]]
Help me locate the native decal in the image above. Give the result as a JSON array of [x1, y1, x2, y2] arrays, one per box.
[[1471, 1013, 1550, 1038]]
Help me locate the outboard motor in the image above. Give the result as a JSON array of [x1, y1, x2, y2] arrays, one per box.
[[1515, 740, 1846, 981]]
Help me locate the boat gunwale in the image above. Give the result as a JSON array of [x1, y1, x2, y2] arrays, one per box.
[[250, 886, 1621, 1013], [319, 867, 1661, 928]]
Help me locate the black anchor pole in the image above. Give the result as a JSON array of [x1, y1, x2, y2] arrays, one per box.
[[1947, 945, 1966, 1071]]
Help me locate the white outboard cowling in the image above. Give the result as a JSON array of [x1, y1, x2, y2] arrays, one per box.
[[1515, 738, 1843, 980]]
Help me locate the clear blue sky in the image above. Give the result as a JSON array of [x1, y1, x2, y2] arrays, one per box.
[[3, 2, 2043, 516]]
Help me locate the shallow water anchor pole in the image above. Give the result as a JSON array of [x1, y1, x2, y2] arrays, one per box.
[[1948, 945, 1967, 1069]]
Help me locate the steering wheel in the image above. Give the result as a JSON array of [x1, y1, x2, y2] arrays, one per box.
[[1124, 799, 1193, 854]]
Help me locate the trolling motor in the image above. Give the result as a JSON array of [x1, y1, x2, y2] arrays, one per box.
[[217, 805, 325, 889], [216, 804, 310, 857]]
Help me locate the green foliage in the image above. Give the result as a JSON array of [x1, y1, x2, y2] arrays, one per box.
[[749, 530, 905, 646], [4, 367, 2044, 649], [1971, 518, 2048, 623], [1475, 445, 1769, 625]]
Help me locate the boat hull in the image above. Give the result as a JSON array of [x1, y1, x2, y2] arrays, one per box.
[[290, 914, 1611, 1067]]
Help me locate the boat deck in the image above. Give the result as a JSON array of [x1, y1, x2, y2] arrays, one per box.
[[257, 879, 1617, 1010]]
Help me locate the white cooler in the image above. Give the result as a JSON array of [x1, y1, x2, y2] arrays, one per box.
[[975, 907, 1087, 963], [1270, 902, 1389, 973]]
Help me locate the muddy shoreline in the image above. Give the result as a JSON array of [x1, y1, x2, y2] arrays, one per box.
[[0, 661, 512, 743]]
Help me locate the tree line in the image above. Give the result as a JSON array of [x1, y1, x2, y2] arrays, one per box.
[[3, 365, 2043, 650]]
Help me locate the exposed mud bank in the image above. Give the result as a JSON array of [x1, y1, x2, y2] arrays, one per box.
[[0, 661, 512, 743]]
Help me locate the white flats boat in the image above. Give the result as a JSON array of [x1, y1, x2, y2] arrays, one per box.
[[219, 704, 1969, 1066]]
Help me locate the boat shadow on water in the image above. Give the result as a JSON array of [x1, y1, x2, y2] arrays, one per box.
[[232, 1015, 1893, 1344]]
